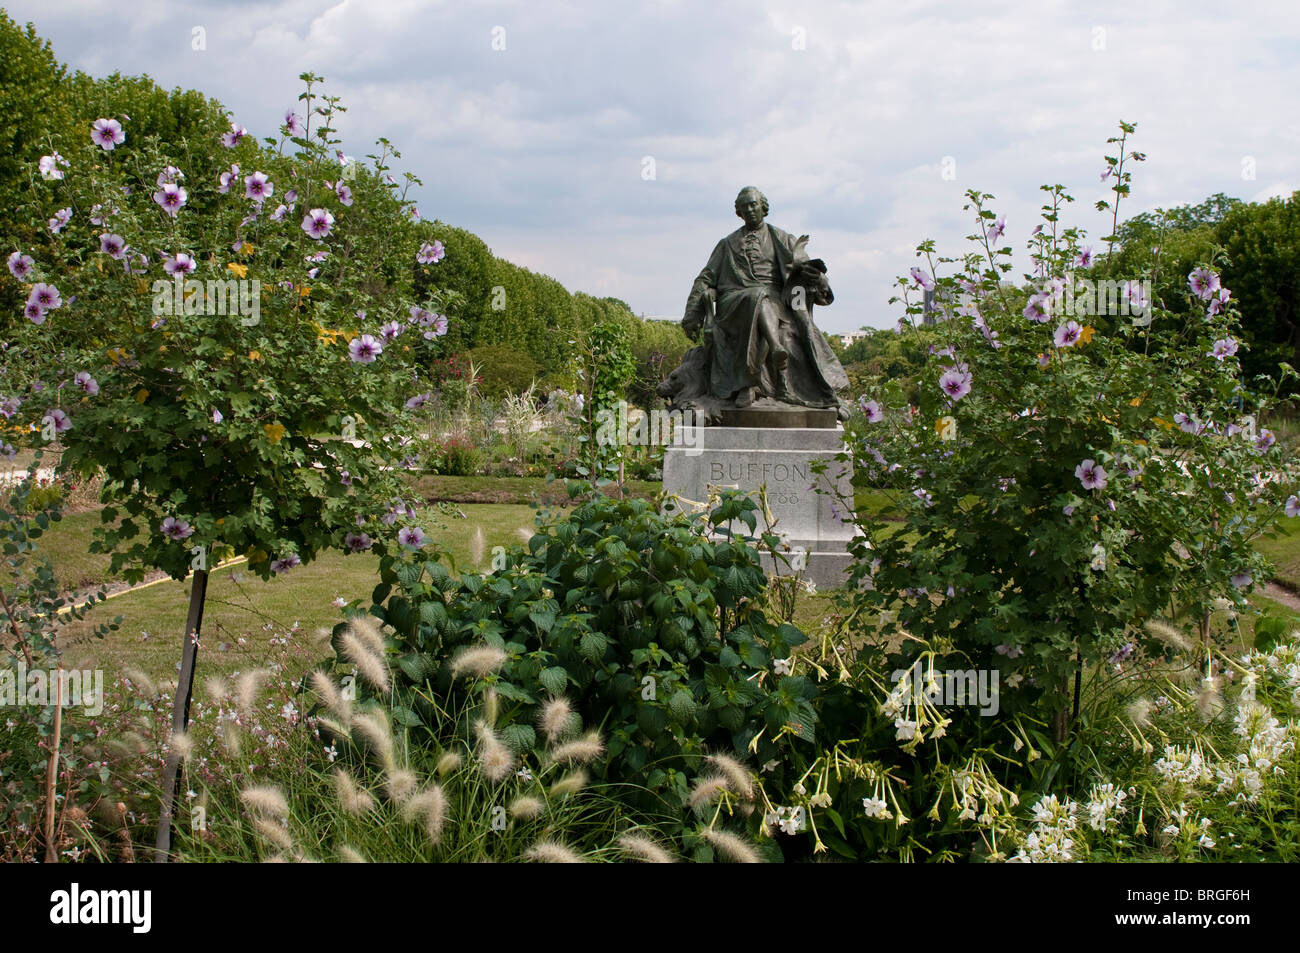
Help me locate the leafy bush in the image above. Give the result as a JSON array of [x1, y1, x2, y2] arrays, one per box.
[[427, 438, 483, 477], [349, 487, 819, 839], [467, 345, 540, 399]]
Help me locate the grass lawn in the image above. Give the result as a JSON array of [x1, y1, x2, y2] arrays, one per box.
[[1253, 519, 1300, 592], [16, 474, 1300, 688], [53, 503, 540, 684]]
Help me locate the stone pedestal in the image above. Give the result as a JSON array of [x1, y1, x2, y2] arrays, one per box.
[[661, 425, 859, 589]]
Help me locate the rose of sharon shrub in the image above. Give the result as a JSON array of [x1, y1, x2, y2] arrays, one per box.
[[842, 123, 1299, 742]]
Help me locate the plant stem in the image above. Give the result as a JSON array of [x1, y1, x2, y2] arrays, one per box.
[[43, 667, 64, 862]]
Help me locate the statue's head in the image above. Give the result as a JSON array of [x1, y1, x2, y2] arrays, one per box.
[[734, 186, 768, 226]]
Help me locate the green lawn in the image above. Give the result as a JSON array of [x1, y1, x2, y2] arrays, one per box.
[[18, 476, 1300, 687], [53, 503, 540, 684], [1253, 520, 1300, 592]]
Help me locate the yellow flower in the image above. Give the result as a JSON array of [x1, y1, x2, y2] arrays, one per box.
[[1129, 397, 1143, 407], [1078, 325, 1096, 344], [227, 262, 248, 278], [134, 389, 149, 404], [248, 350, 262, 362], [1152, 417, 1174, 431], [239, 242, 255, 257], [264, 423, 287, 444], [299, 286, 311, 298]]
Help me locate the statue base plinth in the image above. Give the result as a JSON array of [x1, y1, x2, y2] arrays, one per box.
[[717, 405, 839, 429], [661, 425, 860, 590]]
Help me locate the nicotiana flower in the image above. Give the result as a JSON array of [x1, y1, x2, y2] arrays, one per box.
[[38, 153, 67, 180], [153, 183, 187, 218], [7, 252, 34, 280], [1075, 458, 1108, 491], [938, 367, 972, 402], [1209, 338, 1238, 361], [302, 208, 335, 240], [1054, 320, 1082, 348], [417, 240, 445, 265], [909, 266, 934, 291], [348, 334, 383, 363], [1188, 267, 1221, 301], [398, 526, 427, 549], [73, 372, 99, 396], [91, 117, 125, 150], [48, 208, 72, 234], [42, 408, 71, 433], [772, 658, 792, 675], [165, 253, 196, 275], [244, 172, 274, 203], [160, 516, 194, 541]]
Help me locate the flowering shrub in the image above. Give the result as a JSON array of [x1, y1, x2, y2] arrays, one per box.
[[844, 123, 1299, 742], [1, 74, 453, 582]]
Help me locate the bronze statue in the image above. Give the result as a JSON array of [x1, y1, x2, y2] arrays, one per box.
[[659, 187, 849, 424]]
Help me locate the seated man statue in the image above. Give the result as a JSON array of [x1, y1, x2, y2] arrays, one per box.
[[664, 186, 850, 423]]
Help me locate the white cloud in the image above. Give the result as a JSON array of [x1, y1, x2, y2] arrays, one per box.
[[5, 0, 1299, 332]]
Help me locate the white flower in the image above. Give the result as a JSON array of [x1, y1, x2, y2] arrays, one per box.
[[773, 657, 792, 676], [862, 796, 889, 819]]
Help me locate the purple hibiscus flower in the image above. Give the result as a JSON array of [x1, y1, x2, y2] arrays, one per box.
[[1075, 458, 1108, 491], [153, 183, 188, 218], [160, 516, 194, 541], [938, 368, 972, 402], [302, 208, 334, 240], [73, 372, 99, 396], [348, 334, 383, 363], [1054, 320, 1082, 348], [416, 240, 445, 265], [91, 118, 125, 151], [244, 172, 274, 203], [7, 252, 34, 280]]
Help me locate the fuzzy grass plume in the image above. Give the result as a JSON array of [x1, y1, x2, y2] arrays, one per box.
[[617, 832, 676, 863], [333, 768, 376, 816], [704, 752, 755, 800], [702, 828, 762, 863], [240, 785, 289, 819], [524, 839, 585, 863], [538, 697, 577, 743], [401, 785, 448, 845], [475, 719, 515, 783], [547, 730, 605, 766], [341, 629, 391, 696], [449, 644, 508, 680]]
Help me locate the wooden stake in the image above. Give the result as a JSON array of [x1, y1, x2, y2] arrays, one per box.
[[153, 568, 209, 862]]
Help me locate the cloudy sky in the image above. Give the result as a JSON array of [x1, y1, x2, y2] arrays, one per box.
[[8, 0, 1299, 332]]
